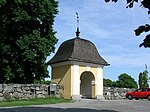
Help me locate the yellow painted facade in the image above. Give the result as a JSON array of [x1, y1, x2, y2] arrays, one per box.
[[51, 63, 104, 99], [51, 64, 72, 99], [92, 84, 96, 98]]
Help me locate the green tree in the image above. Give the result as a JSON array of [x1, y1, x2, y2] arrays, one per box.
[[103, 78, 113, 87], [104, 0, 150, 48], [138, 72, 143, 88], [142, 70, 149, 88], [112, 80, 120, 87], [116, 73, 138, 88], [0, 0, 58, 83]]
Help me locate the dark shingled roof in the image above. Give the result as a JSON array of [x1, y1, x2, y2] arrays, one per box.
[[48, 37, 109, 65]]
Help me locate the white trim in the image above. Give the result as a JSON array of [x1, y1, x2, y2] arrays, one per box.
[[92, 80, 97, 85], [72, 65, 80, 95], [50, 61, 104, 68], [86, 66, 90, 71], [50, 61, 72, 67], [97, 66, 103, 96]]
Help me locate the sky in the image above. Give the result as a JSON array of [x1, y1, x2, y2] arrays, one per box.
[[47, 0, 150, 84]]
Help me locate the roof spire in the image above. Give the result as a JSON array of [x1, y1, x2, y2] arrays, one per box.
[[75, 12, 80, 38], [145, 64, 147, 70]]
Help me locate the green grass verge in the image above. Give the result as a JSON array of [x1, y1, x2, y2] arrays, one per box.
[[0, 97, 71, 107]]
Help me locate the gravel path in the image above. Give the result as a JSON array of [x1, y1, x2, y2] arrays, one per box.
[[0, 99, 150, 112]]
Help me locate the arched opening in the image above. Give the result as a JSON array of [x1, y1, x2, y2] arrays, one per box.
[[80, 71, 95, 99]]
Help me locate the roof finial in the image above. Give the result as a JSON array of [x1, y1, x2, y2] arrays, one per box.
[[145, 64, 147, 70], [75, 12, 80, 38]]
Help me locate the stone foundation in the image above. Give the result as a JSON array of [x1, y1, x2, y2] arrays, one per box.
[[72, 95, 81, 100], [96, 95, 105, 100]]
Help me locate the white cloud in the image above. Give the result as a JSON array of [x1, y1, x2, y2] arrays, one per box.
[[104, 53, 150, 68]]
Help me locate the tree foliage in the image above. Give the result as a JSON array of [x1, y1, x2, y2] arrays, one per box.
[[104, 73, 138, 88], [138, 72, 143, 88], [0, 0, 58, 83], [138, 66, 149, 88], [104, 78, 113, 87], [117, 73, 138, 88], [112, 73, 138, 88], [142, 70, 149, 88], [104, 0, 150, 48]]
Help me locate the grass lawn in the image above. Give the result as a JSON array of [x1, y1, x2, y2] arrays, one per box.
[[0, 97, 71, 107]]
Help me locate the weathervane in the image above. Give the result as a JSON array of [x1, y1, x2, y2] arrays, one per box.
[[145, 64, 147, 70], [75, 12, 80, 37]]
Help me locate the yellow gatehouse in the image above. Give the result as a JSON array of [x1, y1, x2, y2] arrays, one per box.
[[48, 29, 109, 100]]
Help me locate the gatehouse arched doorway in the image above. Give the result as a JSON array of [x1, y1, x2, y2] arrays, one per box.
[[80, 71, 95, 99]]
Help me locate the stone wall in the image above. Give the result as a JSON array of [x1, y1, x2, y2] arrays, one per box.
[[0, 84, 52, 101], [0, 84, 135, 101], [103, 87, 135, 100]]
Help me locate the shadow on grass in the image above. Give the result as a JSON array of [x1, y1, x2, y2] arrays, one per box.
[[0, 107, 119, 112]]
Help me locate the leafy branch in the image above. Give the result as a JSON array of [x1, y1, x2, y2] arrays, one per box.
[[104, 0, 150, 48]]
